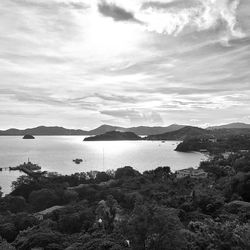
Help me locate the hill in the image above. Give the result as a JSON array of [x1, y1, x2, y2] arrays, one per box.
[[0, 124, 186, 136], [126, 124, 186, 135], [84, 131, 142, 141], [87, 125, 123, 135], [0, 126, 88, 136], [146, 126, 210, 140], [208, 123, 250, 130]]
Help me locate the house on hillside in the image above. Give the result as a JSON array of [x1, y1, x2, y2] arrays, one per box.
[[200, 149, 209, 153], [208, 138, 217, 143], [176, 168, 208, 179], [34, 205, 64, 221]]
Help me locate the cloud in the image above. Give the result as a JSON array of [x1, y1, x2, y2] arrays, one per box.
[[0, 0, 249, 129], [98, 0, 142, 23], [101, 109, 163, 124], [141, 0, 198, 10], [139, 0, 245, 39], [9, 0, 90, 10]]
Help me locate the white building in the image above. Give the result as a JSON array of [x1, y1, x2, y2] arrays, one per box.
[[176, 168, 208, 179]]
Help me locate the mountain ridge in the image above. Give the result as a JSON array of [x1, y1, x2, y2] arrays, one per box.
[[0, 124, 187, 136], [146, 126, 210, 140], [207, 122, 250, 130]]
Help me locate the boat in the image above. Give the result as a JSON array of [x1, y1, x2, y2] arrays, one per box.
[[9, 161, 41, 171], [73, 158, 83, 164]]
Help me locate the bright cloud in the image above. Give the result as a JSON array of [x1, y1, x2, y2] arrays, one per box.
[[138, 0, 245, 39], [0, 0, 249, 129]]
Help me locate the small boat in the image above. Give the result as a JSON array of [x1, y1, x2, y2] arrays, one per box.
[[73, 158, 83, 164]]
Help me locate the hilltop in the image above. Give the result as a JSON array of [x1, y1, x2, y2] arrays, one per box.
[[146, 126, 210, 140], [84, 131, 141, 141], [0, 126, 88, 136], [0, 124, 186, 136], [207, 122, 250, 130]]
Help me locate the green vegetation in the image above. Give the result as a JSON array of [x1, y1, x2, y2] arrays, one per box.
[[176, 134, 250, 153], [1, 143, 250, 249], [84, 131, 142, 141]]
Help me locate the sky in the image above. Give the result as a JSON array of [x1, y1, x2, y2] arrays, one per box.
[[0, 0, 250, 129]]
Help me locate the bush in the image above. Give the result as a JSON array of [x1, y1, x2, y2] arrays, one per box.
[[13, 213, 39, 231], [14, 229, 63, 250], [0, 223, 18, 242], [58, 213, 82, 234], [115, 166, 140, 179], [63, 190, 79, 204], [29, 188, 60, 211]]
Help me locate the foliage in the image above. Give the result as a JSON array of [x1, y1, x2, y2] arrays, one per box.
[[115, 166, 140, 179], [0, 223, 18, 242], [29, 188, 60, 211], [3, 152, 250, 249], [185, 219, 250, 250]]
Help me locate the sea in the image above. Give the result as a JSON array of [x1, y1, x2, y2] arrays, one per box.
[[0, 136, 207, 195]]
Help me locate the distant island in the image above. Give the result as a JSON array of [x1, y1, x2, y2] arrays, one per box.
[[146, 126, 209, 140], [84, 131, 142, 141], [1, 122, 250, 138], [23, 134, 35, 139], [0, 124, 186, 136]]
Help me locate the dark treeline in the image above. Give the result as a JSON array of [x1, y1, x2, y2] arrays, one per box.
[[176, 134, 250, 153], [0, 155, 250, 249]]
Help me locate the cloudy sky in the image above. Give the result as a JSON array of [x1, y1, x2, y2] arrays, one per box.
[[0, 0, 250, 129]]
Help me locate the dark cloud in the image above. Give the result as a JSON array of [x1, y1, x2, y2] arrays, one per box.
[[98, 0, 142, 23]]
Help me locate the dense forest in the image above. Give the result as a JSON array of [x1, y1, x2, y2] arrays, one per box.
[[0, 147, 250, 250], [176, 134, 250, 153]]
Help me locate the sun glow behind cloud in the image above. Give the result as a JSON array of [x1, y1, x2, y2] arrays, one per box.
[[85, 10, 143, 57]]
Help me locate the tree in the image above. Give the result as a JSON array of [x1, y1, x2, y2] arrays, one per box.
[[185, 219, 250, 250], [0, 237, 15, 250], [0, 223, 18, 242], [143, 166, 172, 181], [29, 188, 60, 211], [115, 166, 140, 179], [95, 195, 120, 233], [63, 190, 79, 204], [58, 213, 82, 234], [127, 200, 152, 250], [13, 213, 39, 231], [148, 207, 186, 250], [95, 171, 111, 183], [14, 228, 63, 250], [3, 196, 27, 213]]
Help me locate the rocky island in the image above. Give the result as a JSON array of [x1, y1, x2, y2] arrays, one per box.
[[84, 131, 142, 141], [22, 134, 35, 139]]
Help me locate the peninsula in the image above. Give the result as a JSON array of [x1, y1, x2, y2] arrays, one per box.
[[84, 131, 142, 141]]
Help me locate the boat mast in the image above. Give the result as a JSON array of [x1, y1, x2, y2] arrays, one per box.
[[102, 147, 104, 170]]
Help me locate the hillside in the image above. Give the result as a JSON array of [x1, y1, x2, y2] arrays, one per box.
[[0, 124, 186, 136], [84, 131, 142, 141], [0, 126, 88, 136], [87, 125, 123, 135], [208, 122, 250, 130], [146, 126, 211, 140], [126, 124, 186, 135]]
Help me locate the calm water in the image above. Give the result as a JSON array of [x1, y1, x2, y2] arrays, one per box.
[[0, 136, 206, 194]]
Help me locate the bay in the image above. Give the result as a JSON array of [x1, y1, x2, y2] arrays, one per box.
[[0, 136, 206, 194]]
